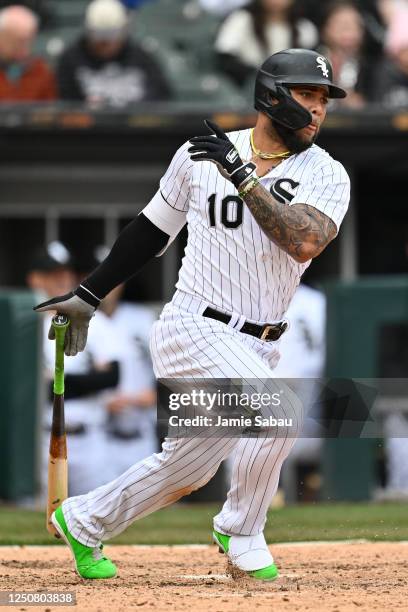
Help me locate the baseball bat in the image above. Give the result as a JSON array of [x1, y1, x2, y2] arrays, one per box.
[[46, 314, 70, 538]]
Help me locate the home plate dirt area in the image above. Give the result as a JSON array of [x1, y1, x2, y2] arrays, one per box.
[[1, 542, 407, 611]]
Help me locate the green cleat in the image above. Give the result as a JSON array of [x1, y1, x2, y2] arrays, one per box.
[[52, 505, 117, 579], [247, 564, 279, 581], [213, 529, 278, 581]]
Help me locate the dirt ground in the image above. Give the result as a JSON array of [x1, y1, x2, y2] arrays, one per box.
[[1, 542, 408, 611]]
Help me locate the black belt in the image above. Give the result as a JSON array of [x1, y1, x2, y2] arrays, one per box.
[[203, 306, 288, 342]]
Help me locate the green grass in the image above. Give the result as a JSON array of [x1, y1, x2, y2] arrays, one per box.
[[0, 502, 407, 546]]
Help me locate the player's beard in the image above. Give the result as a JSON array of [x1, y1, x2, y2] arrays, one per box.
[[272, 120, 317, 154]]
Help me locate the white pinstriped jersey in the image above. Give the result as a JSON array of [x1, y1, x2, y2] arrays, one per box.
[[62, 129, 349, 548], [150, 128, 350, 322]]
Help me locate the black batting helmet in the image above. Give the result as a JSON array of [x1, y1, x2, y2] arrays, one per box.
[[254, 48, 347, 131]]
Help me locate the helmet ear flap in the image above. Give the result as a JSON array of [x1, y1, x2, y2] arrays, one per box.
[[255, 83, 312, 131]]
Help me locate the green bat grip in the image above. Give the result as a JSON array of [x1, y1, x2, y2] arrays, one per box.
[[52, 314, 70, 396]]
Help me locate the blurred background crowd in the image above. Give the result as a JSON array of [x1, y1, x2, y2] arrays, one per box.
[[0, 0, 407, 108], [0, 0, 407, 509]]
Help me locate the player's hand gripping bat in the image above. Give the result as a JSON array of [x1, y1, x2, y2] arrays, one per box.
[[46, 314, 70, 537]]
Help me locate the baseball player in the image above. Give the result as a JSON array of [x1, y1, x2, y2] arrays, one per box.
[[35, 49, 350, 581]]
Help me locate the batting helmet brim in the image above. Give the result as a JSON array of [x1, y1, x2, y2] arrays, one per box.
[[258, 71, 347, 100]]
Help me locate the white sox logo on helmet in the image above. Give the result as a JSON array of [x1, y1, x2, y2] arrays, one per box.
[[316, 56, 329, 78]]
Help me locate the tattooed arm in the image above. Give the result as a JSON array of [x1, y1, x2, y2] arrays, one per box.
[[243, 183, 337, 264], [187, 119, 340, 262]]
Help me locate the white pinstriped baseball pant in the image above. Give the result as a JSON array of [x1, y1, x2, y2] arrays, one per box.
[[62, 292, 302, 547]]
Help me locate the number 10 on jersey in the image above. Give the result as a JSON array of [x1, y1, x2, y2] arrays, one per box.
[[208, 194, 244, 229]]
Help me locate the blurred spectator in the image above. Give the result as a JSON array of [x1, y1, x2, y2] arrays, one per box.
[[314, 0, 387, 58], [373, 5, 408, 106], [0, 5, 56, 101], [26, 242, 122, 496], [0, 0, 55, 29], [57, 0, 171, 107], [304, 0, 389, 41], [200, 0, 249, 16], [317, 0, 376, 108], [100, 282, 158, 479], [214, 0, 318, 87]]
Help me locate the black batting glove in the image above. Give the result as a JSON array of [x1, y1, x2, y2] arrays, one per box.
[[188, 120, 257, 189], [34, 284, 100, 356]]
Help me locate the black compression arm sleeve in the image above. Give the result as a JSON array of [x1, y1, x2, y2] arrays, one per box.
[[82, 213, 169, 299]]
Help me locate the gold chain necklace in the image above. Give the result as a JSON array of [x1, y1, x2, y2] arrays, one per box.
[[250, 129, 290, 160]]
